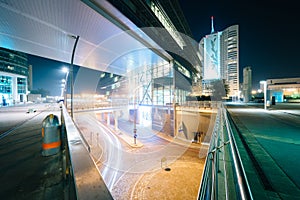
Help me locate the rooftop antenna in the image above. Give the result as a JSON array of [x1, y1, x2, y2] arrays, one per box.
[[211, 16, 215, 33]]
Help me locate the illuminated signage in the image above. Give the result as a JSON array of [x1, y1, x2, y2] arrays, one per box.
[[203, 33, 221, 80]]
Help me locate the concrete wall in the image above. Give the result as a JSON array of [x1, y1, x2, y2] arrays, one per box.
[[176, 110, 212, 141]]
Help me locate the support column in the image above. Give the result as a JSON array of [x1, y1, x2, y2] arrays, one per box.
[[12, 76, 18, 104], [170, 59, 177, 137], [107, 113, 110, 125], [114, 111, 118, 131]]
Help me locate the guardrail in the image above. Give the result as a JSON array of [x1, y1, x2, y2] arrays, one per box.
[[60, 105, 113, 199], [198, 103, 253, 200], [182, 101, 219, 109]]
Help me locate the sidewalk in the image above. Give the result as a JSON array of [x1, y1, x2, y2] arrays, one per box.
[[113, 128, 144, 148], [106, 119, 202, 150], [105, 119, 205, 199], [267, 103, 300, 116]]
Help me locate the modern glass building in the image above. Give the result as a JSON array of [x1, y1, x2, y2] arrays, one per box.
[[200, 18, 239, 99], [0, 47, 29, 105], [221, 25, 239, 97], [102, 0, 202, 136]]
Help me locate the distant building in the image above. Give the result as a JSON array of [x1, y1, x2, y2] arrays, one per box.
[[0, 47, 29, 106], [243, 67, 252, 102], [27, 93, 42, 103], [200, 17, 239, 98], [267, 77, 300, 103]]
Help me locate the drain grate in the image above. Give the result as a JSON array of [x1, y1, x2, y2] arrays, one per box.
[[164, 167, 171, 171]]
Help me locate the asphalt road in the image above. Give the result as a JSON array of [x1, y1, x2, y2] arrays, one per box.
[[0, 103, 64, 200], [226, 103, 300, 199]]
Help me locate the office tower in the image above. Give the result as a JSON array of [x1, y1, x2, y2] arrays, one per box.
[[243, 66, 252, 102], [200, 17, 239, 99]]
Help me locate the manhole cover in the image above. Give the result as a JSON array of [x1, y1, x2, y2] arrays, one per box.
[[164, 167, 171, 171]]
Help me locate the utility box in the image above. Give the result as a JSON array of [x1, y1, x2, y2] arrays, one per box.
[[42, 114, 61, 156]]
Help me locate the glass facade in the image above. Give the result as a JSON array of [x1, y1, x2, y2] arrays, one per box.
[[127, 60, 191, 107], [17, 77, 27, 94], [127, 62, 172, 106], [0, 47, 28, 76], [201, 24, 239, 98], [220, 25, 239, 97], [0, 47, 29, 105], [0, 75, 12, 94], [123, 59, 193, 135]]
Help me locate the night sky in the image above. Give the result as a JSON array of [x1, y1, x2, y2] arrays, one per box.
[[28, 1, 300, 96], [28, 54, 71, 96], [178, 0, 300, 88]]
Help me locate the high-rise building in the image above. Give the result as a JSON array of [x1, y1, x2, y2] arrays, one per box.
[[200, 17, 239, 98], [243, 66, 252, 102], [221, 25, 239, 97], [0, 47, 29, 105]]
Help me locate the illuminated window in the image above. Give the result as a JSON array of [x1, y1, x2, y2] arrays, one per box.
[[7, 65, 14, 70]]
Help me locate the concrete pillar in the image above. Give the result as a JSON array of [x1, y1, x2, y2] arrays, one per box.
[[114, 111, 118, 131], [107, 113, 110, 125], [12, 76, 18, 103]]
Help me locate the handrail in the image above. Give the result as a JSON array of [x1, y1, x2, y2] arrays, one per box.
[[224, 108, 253, 200], [198, 103, 222, 199], [198, 102, 253, 200], [61, 104, 113, 199]]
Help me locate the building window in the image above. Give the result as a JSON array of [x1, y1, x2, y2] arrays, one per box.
[[0, 76, 12, 93], [17, 77, 26, 94]]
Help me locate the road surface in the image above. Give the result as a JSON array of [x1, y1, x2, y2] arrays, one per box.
[[226, 103, 300, 199]]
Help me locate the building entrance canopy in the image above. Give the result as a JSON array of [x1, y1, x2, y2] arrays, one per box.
[[0, 0, 172, 75]]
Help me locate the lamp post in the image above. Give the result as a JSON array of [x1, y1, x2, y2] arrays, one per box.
[[62, 67, 69, 108], [131, 85, 141, 145], [60, 82, 65, 97], [260, 80, 267, 110], [69, 35, 80, 119]]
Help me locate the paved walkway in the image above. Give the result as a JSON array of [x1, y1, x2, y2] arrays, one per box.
[[107, 118, 203, 150], [101, 118, 206, 200], [226, 103, 300, 199]]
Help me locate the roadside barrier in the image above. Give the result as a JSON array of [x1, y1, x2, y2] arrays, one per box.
[[42, 114, 61, 156], [198, 103, 253, 200]]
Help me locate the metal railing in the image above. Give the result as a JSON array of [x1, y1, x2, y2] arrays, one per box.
[[198, 103, 253, 200], [60, 105, 113, 200]]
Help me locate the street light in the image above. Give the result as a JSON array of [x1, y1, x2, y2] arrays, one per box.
[[62, 67, 69, 108], [69, 35, 80, 119], [260, 80, 267, 110], [60, 82, 65, 97]]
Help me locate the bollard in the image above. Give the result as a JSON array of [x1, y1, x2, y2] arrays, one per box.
[[42, 114, 61, 156]]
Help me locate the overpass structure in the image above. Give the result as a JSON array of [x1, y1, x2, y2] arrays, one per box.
[[0, 0, 201, 82], [0, 0, 205, 199], [199, 103, 300, 199], [1, 0, 203, 138]]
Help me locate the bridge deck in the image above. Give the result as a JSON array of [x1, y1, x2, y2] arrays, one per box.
[[0, 103, 113, 199], [0, 104, 65, 199], [226, 103, 300, 199]]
